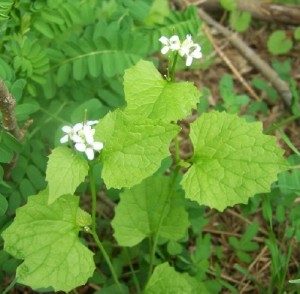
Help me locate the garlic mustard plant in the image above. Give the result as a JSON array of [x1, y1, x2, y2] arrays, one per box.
[[1, 29, 286, 294]]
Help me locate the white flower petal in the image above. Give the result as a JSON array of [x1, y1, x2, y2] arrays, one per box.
[[192, 49, 202, 59], [159, 36, 169, 45], [85, 134, 94, 145], [83, 124, 92, 132], [85, 148, 94, 160], [93, 141, 104, 151], [161, 46, 170, 55], [62, 126, 72, 133], [186, 34, 192, 41], [75, 142, 86, 152], [72, 134, 83, 143], [60, 135, 69, 144], [73, 123, 83, 132], [169, 35, 181, 50], [185, 55, 193, 66], [87, 120, 98, 126]]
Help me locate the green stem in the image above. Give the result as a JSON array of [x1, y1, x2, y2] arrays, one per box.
[[265, 114, 300, 134], [147, 166, 181, 280], [175, 135, 180, 165], [169, 52, 179, 82], [278, 129, 300, 155], [3, 277, 17, 294], [88, 166, 122, 290], [91, 231, 122, 290], [124, 248, 141, 294], [147, 134, 182, 280], [89, 166, 97, 232], [288, 165, 300, 170]]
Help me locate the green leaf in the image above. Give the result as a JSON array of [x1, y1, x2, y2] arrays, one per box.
[[56, 63, 71, 87], [145, 263, 209, 294], [95, 110, 179, 189], [144, 0, 170, 25], [0, 194, 8, 216], [220, 0, 237, 11], [15, 102, 40, 121], [0, 0, 14, 21], [181, 111, 286, 211], [219, 74, 249, 113], [278, 155, 300, 194], [46, 146, 89, 204], [267, 30, 293, 55], [11, 79, 26, 102], [33, 20, 54, 39], [167, 241, 183, 255], [294, 27, 300, 40], [229, 10, 251, 32], [124, 60, 199, 123], [112, 175, 189, 246], [2, 191, 95, 292]]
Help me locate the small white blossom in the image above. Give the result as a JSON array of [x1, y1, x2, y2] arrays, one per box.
[[159, 35, 181, 55], [159, 34, 202, 67], [75, 141, 103, 160], [179, 34, 202, 66], [60, 120, 103, 160]]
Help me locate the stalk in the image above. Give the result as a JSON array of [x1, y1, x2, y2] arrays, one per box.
[[89, 166, 122, 290]]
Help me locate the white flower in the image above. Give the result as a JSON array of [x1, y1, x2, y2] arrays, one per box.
[[60, 123, 81, 144], [75, 141, 104, 160], [159, 35, 181, 55], [179, 34, 202, 66], [60, 120, 103, 160]]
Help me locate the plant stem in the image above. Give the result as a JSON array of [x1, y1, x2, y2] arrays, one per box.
[[289, 165, 300, 170], [147, 134, 182, 280], [3, 277, 17, 294], [89, 166, 122, 290], [89, 166, 97, 232], [147, 165, 181, 280], [265, 114, 300, 134], [91, 231, 122, 290], [175, 135, 181, 165], [169, 52, 179, 82], [124, 248, 141, 293], [277, 129, 300, 155]]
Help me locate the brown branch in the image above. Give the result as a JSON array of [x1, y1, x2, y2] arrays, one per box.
[[0, 80, 22, 140], [202, 24, 261, 102], [198, 0, 300, 25], [197, 8, 292, 107]]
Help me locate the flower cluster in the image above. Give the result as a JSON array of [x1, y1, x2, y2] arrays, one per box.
[[159, 34, 202, 66], [60, 120, 104, 160]]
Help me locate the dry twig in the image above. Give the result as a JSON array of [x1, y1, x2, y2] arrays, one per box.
[[195, 8, 292, 107], [0, 80, 22, 140], [198, 0, 300, 25], [202, 25, 261, 101]]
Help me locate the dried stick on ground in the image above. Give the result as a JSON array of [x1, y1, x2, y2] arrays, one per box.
[[0, 80, 22, 140], [197, 8, 292, 107], [198, 0, 300, 25], [202, 25, 261, 102]]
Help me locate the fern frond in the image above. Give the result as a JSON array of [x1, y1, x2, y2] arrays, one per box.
[[0, 0, 13, 21], [9, 37, 50, 85], [144, 6, 201, 52], [53, 20, 151, 82], [32, 1, 81, 39]]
